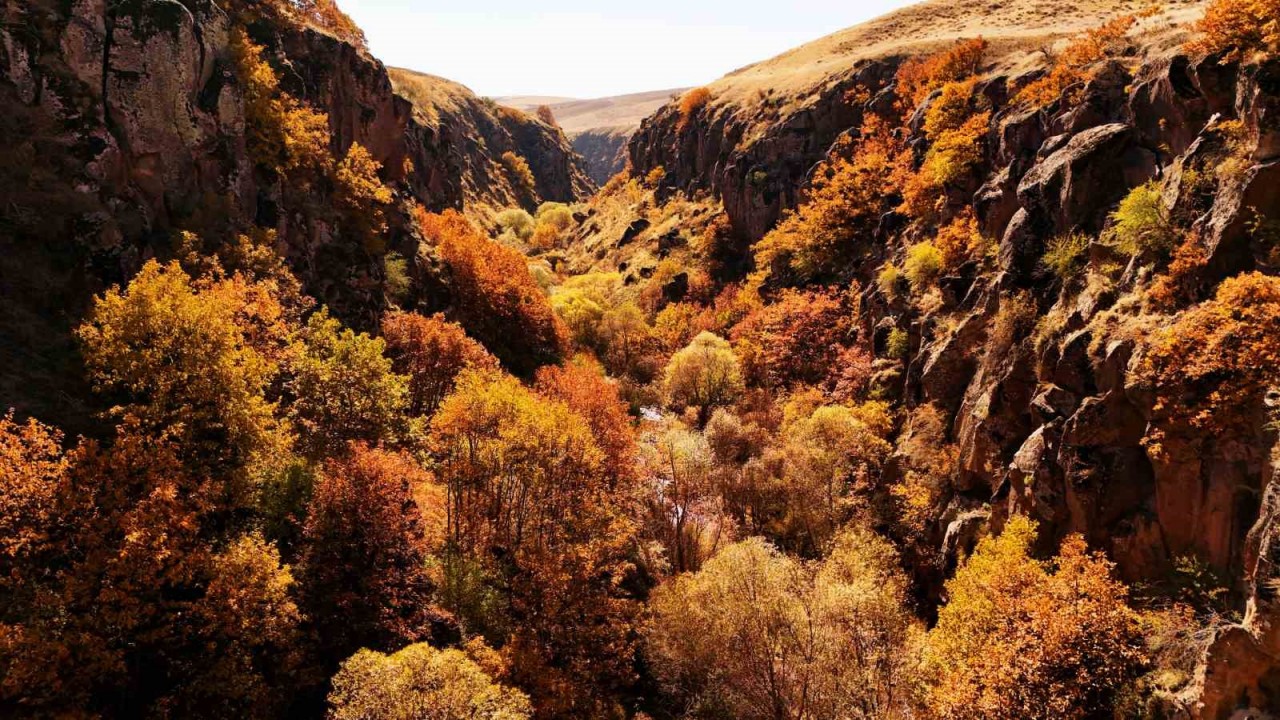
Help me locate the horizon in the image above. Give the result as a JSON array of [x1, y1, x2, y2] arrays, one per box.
[[336, 0, 920, 99]]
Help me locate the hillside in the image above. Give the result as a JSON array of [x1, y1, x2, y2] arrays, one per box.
[[630, 0, 1207, 238], [505, 89, 687, 184], [389, 68, 595, 210], [4, 0, 1280, 718]]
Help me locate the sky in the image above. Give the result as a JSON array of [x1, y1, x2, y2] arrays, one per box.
[[337, 0, 920, 99]]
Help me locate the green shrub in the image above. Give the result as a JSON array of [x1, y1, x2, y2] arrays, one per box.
[[886, 328, 910, 360], [904, 243, 944, 289], [1107, 182, 1176, 256], [878, 264, 904, 298], [495, 208, 536, 241], [1042, 233, 1090, 282]]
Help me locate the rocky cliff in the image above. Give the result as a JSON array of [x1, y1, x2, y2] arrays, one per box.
[[616, 3, 1280, 715], [570, 126, 631, 185], [0, 0, 590, 431]]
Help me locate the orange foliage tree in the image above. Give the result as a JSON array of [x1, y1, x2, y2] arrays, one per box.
[[1187, 0, 1280, 61], [752, 117, 909, 282], [535, 360, 638, 485], [1016, 15, 1137, 107], [895, 38, 989, 111], [1137, 272, 1280, 460], [418, 209, 569, 375], [430, 370, 639, 716], [731, 286, 860, 390], [381, 311, 498, 417]]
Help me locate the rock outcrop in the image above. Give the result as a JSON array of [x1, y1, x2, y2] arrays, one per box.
[[0, 0, 590, 431]]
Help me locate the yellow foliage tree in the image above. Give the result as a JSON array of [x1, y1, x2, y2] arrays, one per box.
[[328, 642, 531, 720], [921, 517, 1146, 719], [334, 142, 394, 251]]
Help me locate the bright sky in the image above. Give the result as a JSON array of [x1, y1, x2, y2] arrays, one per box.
[[338, 0, 920, 99]]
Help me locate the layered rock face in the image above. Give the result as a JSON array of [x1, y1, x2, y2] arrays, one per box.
[[571, 126, 631, 185], [625, 28, 1280, 716], [0, 0, 590, 430]]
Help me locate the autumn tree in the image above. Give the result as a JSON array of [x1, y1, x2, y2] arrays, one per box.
[[297, 445, 444, 668], [535, 360, 638, 485], [328, 642, 531, 720], [677, 87, 712, 132], [501, 151, 537, 199], [419, 209, 569, 375], [77, 260, 291, 484], [334, 142, 394, 251], [381, 311, 498, 417], [1187, 0, 1280, 61], [895, 38, 989, 111], [920, 517, 1146, 719], [1016, 15, 1137, 107], [1, 426, 302, 718], [752, 118, 909, 282], [430, 369, 638, 715], [731, 286, 858, 390], [663, 332, 745, 423], [1137, 272, 1280, 460], [645, 530, 916, 720], [286, 309, 408, 458], [230, 28, 332, 179], [639, 427, 727, 574]]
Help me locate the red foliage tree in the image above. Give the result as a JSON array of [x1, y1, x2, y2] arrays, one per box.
[[297, 445, 446, 668], [381, 311, 498, 417]]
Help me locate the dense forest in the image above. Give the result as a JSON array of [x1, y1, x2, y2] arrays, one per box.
[[3, 0, 1280, 717]]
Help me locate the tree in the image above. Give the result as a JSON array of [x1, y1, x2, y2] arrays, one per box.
[[334, 142, 394, 251], [535, 104, 558, 127], [663, 332, 745, 423], [229, 28, 332, 179], [1016, 15, 1137, 107], [1137, 272, 1280, 460], [419, 209, 569, 375], [328, 643, 531, 720], [500, 152, 537, 199], [534, 360, 638, 485], [731, 287, 858, 390], [381, 311, 497, 417], [645, 531, 916, 720], [752, 118, 909, 282], [77, 260, 290, 483], [297, 445, 443, 668], [921, 517, 1146, 719], [286, 309, 408, 458], [1186, 0, 1280, 61], [895, 38, 989, 111], [184, 533, 302, 719], [430, 370, 638, 715]]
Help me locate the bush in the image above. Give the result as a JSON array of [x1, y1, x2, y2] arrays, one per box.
[[677, 88, 712, 131], [1186, 0, 1280, 61], [495, 208, 536, 242], [1107, 181, 1177, 257], [905, 242, 945, 289], [1043, 233, 1091, 282], [500, 151, 536, 198], [1016, 15, 1137, 107], [417, 209, 569, 375], [886, 327, 910, 360], [878, 264, 904, 298]]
